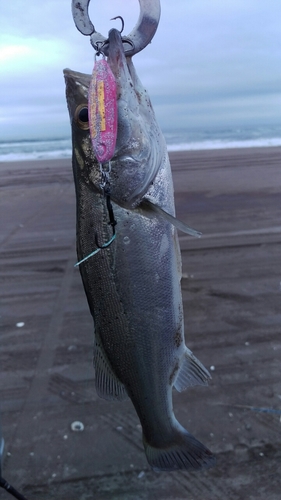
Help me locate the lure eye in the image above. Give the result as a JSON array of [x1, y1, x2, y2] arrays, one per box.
[[75, 104, 89, 130]]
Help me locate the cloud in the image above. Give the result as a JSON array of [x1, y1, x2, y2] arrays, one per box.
[[154, 92, 281, 131], [0, 36, 67, 76], [1, 0, 281, 140]]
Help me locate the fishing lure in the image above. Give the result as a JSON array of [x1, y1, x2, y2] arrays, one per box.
[[88, 57, 117, 163]]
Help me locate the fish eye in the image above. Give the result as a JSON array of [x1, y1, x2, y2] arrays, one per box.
[[75, 104, 89, 130]]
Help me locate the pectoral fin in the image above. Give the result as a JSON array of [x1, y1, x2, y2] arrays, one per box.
[[94, 334, 128, 401], [140, 199, 202, 237], [174, 348, 211, 391]]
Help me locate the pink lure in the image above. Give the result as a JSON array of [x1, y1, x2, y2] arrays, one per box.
[[88, 59, 117, 163]]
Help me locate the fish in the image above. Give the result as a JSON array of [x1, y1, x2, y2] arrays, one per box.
[[64, 28, 215, 471]]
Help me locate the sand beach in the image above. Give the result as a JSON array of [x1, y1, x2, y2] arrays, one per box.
[[1, 146, 281, 498]]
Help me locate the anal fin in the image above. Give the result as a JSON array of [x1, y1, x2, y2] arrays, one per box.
[[94, 335, 128, 401], [174, 348, 211, 392]]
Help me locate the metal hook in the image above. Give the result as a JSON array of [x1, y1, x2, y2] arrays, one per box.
[[92, 18, 134, 57], [74, 192, 117, 267], [110, 16, 124, 34]]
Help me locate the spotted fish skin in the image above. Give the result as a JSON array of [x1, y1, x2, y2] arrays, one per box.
[[63, 28, 215, 471]]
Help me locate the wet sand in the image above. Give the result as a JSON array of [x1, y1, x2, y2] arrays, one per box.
[[1, 147, 281, 499]]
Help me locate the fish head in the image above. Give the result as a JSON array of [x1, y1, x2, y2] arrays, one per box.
[[64, 28, 165, 207]]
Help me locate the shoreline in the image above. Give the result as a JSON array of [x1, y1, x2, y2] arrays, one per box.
[[1, 144, 281, 169]]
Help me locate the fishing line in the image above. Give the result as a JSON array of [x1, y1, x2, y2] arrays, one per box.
[[74, 162, 117, 267]]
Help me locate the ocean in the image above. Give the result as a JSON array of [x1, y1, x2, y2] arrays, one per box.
[[1, 125, 281, 162]]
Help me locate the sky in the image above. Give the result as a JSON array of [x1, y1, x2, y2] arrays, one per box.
[[0, 0, 281, 140]]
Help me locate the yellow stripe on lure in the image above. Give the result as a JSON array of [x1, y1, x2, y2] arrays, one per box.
[[88, 58, 117, 163]]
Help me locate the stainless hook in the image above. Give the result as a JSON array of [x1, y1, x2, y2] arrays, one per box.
[[71, 0, 161, 56]]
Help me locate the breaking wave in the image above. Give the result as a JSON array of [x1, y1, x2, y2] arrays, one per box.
[[1, 126, 281, 162]]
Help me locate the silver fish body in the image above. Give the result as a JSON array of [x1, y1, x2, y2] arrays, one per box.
[[64, 29, 215, 471]]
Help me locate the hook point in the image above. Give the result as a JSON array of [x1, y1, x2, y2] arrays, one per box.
[[110, 15, 124, 34]]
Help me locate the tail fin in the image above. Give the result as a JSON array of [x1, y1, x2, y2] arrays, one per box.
[[143, 426, 216, 472]]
